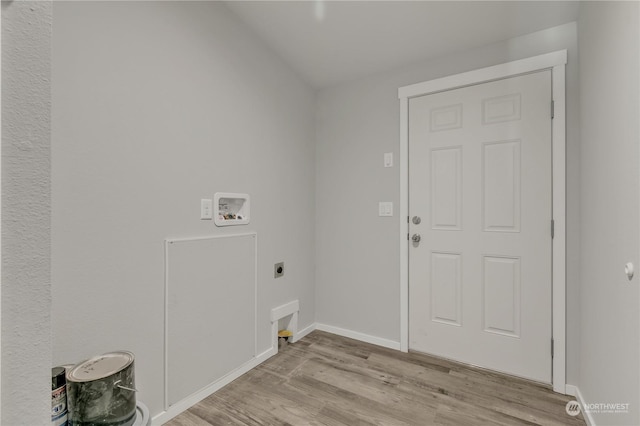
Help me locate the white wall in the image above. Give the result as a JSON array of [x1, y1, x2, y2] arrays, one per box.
[[1, 1, 52, 424], [51, 1, 316, 418], [578, 2, 639, 425], [315, 22, 582, 384]]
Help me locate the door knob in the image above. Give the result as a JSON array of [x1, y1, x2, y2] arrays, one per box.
[[412, 216, 422, 225], [412, 234, 421, 243]]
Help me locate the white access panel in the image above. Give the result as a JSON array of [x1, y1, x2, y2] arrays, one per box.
[[165, 233, 257, 408]]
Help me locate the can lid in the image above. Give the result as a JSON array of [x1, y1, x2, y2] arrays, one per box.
[[52, 366, 66, 390], [67, 351, 134, 382]]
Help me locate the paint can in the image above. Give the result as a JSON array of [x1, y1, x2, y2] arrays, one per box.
[[66, 351, 137, 426], [52, 366, 69, 426]]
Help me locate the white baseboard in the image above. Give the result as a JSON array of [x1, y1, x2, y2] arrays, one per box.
[[570, 385, 596, 426], [152, 323, 400, 424], [151, 346, 277, 425], [155, 323, 585, 426], [315, 323, 401, 351], [294, 323, 316, 342]]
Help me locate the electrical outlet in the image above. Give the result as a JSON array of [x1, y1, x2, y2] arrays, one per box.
[[274, 262, 284, 278]]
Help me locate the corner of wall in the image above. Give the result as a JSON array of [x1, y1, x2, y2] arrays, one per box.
[[2, 1, 53, 424]]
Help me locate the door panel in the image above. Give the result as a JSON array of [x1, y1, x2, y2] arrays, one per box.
[[482, 140, 521, 232], [431, 147, 462, 230], [482, 255, 521, 338], [431, 252, 462, 326], [408, 71, 552, 383]]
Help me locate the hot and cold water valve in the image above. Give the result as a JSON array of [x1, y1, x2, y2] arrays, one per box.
[[214, 193, 250, 227]]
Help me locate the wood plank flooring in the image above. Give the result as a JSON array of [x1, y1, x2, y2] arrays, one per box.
[[165, 331, 585, 425]]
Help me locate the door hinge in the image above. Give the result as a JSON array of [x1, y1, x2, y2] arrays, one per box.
[[551, 219, 555, 239], [551, 338, 555, 358], [407, 233, 410, 241], [551, 100, 555, 119], [407, 216, 410, 223]]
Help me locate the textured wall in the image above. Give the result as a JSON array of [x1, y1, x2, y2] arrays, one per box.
[[51, 1, 315, 418], [2, 1, 53, 424], [578, 2, 639, 424], [315, 22, 582, 384]]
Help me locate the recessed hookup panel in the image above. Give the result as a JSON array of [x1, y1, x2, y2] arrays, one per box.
[[214, 193, 250, 227]]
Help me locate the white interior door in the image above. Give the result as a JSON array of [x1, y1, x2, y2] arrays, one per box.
[[408, 71, 552, 383]]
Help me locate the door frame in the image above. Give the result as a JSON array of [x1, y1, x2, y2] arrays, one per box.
[[398, 50, 567, 394], [1, 4, 4, 414]]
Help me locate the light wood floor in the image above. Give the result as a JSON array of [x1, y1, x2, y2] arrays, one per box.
[[165, 331, 585, 425]]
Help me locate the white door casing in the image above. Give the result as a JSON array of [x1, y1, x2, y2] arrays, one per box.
[[399, 50, 567, 393], [408, 71, 552, 383], [1, 4, 3, 414]]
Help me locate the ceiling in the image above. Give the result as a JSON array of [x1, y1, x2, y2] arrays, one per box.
[[225, 1, 580, 88]]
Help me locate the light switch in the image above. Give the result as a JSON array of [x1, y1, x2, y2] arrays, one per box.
[[384, 152, 393, 168], [201, 199, 213, 220], [379, 202, 393, 217]]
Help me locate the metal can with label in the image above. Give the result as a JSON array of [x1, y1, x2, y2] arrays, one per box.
[[66, 351, 137, 426], [52, 366, 69, 426]]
